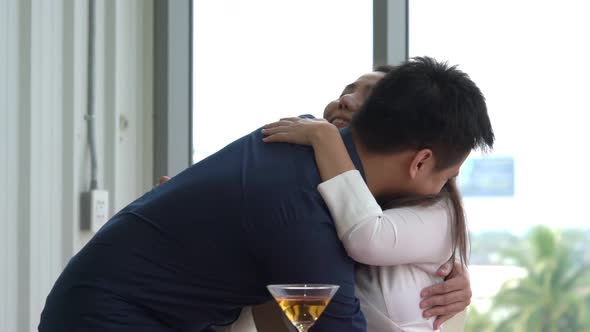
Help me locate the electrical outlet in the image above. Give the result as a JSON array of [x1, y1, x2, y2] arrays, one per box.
[[90, 189, 109, 232], [81, 189, 109, 232]]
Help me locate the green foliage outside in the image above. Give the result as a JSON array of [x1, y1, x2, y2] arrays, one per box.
[[464, 226, 590, 332]]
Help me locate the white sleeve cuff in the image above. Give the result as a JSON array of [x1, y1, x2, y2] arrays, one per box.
[[317, 170, 383, 239]]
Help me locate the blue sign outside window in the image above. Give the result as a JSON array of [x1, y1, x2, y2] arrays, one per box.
[[458, 157, 514, 197]]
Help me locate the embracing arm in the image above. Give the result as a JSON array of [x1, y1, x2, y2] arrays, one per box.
[[318, 170, 467, 329], [318, 171, 453, 266], [263, 118, 357, 181], [263, 118, 453, 266], [307, 125, 356, 181]]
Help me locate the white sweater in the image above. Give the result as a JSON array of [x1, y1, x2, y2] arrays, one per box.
[[317, 170, 454, 332]]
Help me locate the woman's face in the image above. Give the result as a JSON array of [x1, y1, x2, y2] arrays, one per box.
[[322, 72, 385, 128]]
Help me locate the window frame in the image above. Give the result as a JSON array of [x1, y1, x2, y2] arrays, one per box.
[[153, 0, 192, 178], [156, 0, 408, 171]]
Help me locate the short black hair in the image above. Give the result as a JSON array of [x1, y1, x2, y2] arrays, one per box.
[[373, 64, 397, 74], [352, 57, 494, 169]]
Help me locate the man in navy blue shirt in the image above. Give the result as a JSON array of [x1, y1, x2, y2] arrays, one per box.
[[39, 57, 494, 332]]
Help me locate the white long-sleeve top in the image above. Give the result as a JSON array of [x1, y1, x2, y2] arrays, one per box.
[[318, 170, 454, 332]]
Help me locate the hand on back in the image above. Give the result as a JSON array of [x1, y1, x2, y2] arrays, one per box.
[[261, 117, 337, 146]]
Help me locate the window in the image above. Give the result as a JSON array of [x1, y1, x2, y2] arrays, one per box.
[[192, 0, 372, 163], [410, 1, 590, 330]]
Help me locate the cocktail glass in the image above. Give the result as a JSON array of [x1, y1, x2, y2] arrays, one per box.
[[267, 284, 339, 332]]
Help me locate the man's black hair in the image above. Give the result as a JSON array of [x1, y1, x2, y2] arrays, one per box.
[[373, 64, 397, 74], [353, 57, 494, 169]]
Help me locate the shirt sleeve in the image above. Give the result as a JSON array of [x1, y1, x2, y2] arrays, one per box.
[[317, 170, 453, 266]]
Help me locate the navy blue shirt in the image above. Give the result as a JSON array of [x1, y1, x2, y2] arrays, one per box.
[[39, 127, 367, 332]]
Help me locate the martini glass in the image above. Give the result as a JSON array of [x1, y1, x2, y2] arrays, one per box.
[[267, 284, 339, 332]]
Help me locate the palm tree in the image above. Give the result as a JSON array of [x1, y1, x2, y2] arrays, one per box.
[[491, 226, 590, 332]]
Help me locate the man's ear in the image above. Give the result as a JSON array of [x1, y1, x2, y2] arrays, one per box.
[[409, 149, 434, 179]]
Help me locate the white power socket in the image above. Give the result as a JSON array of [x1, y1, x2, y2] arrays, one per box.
[[81, 189, 109, 232]]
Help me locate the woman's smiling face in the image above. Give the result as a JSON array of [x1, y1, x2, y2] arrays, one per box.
[[322, 71, 385, 127]]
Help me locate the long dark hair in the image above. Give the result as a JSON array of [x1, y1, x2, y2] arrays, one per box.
[[381, 178, 468, 270]]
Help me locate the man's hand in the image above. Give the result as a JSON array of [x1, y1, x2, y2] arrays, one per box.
[[420, 261, 471, 330], [158, 176, 171, 185]]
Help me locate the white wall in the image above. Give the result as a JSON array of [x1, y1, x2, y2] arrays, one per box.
[[0, 0, 154, 331]]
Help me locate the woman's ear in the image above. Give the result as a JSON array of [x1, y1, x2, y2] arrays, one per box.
[[409, 149, 433, 179]]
